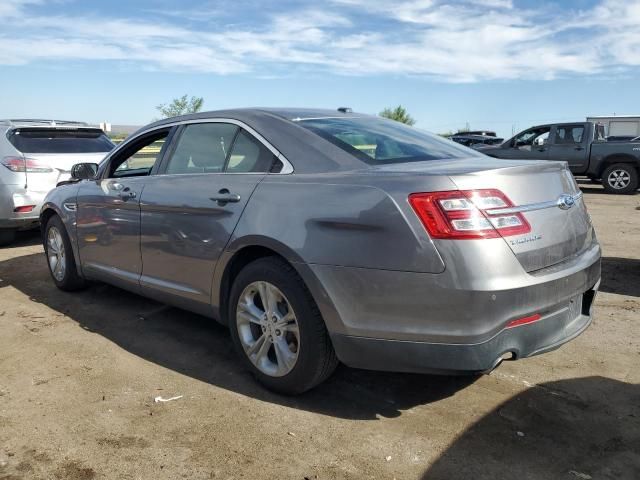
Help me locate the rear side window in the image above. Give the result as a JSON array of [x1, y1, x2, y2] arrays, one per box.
[[296, 117, 478, 164], [226, 130, 280, 173], [554, 126, 585, 144], [8, 128, 114, 153], [166, 123, 238, 174]]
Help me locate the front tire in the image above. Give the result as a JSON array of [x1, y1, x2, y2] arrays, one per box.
[[228, 257, 338, 395], [44, 215, 85, 291], [601, 163, 638, 194]]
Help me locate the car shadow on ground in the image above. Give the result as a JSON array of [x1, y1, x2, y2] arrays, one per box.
[[600, 257, 640, 297], [0, 252, 476, 420], [0, 229, 41, 249], [421, 376, 640, 479]]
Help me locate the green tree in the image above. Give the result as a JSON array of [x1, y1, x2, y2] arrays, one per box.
[[156, 94, 204, 119], [379, 105, 416, 126]]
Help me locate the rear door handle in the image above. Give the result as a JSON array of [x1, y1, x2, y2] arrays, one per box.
[[210, 189, 241, 206], [575, 146, 584, 151], [537, 148, 546, 152]]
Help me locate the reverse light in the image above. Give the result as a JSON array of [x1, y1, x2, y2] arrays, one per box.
[[408, 189, 531, 239], [1, 156, 53, 173]]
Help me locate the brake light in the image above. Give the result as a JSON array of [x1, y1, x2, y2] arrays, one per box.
[[408, 189, 531, 239], [1, 156, 53, 173]]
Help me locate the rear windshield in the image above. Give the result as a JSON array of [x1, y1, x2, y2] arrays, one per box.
[[8, 128, 114, 154], [296, 116, 480, 164]]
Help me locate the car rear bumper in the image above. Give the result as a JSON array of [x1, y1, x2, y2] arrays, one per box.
[[0, 184, 45, 230], [309, 241, 601, 374], [331, 281, 597, 374]]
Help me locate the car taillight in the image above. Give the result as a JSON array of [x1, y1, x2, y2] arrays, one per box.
[[408, 189, 531, 240], [14, 205, 35, 213], [1, 156, 53, 173]]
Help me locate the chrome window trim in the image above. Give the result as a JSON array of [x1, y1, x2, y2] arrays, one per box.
[[485, 191, 583, 215], [102, 118, 294, 175]]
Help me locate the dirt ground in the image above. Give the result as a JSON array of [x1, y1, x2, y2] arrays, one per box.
[[0, 182, 638, 480]]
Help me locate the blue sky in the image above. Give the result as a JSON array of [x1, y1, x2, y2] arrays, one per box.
[[1, 0, 639, 137]]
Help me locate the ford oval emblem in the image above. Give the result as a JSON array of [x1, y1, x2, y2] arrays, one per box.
[[557, 194, 576, 210]]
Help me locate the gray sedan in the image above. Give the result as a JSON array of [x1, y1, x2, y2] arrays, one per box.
[[40, 109, 601, 394]]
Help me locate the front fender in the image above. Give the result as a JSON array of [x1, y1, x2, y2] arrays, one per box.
[[40, 184, 82, 276]]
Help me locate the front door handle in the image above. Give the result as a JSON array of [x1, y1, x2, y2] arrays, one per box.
[[210, 189, 241, 206], [537, 148, 546, 152], [575, 146, 584, 151], [119, 190, 137, 199]]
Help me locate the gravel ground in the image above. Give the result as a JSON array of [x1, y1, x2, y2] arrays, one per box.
[[0, 183, 638, 480]]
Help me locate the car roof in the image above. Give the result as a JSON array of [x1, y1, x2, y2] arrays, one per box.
[[138, 108, 371, 174], [145, 108, 365, 130]]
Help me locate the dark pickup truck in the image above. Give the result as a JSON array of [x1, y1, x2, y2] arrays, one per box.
[[480, 122, 640, 194]]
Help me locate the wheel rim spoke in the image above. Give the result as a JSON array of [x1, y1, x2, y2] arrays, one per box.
[[237, 298, 265, 325], [273, 337, 296, 375], [253, 335, 272, 367]]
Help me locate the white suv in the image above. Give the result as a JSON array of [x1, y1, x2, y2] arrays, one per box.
[[0, 119, 114, 245]]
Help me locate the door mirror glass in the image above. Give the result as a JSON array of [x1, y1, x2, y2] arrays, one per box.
[[71, 162, 98, 180]]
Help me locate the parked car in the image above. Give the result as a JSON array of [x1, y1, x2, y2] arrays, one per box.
[[465, 130, 497, 137], [0, 119, 114, 245], [481, 122, 640, 194], [450, 134, 504, 148], [40, 109, 601, 394]]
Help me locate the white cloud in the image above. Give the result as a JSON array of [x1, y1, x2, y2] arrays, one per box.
[[0, 0, 639, 82]]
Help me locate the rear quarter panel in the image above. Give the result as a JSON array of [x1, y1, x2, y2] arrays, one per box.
[[227, 173, 450, 273]]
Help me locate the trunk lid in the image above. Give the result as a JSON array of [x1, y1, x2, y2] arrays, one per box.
[[446, 159, 593, 272]]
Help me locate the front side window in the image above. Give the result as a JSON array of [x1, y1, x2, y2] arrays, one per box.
[[109, 130, 169, 178], [166, 123, 238, 175], [513, 127, 550, 150], [297, 117, 479, 164]]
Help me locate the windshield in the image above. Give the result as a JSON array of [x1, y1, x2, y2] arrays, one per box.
[[8, 128, 115, 154], [296, 116, 480, 164]]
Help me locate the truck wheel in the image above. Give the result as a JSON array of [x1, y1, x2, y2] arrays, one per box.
[[0, 229, 16, 247], [602, 164, 638, 194]]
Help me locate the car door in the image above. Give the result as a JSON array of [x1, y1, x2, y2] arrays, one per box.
[[138, 121, 284, 312], [75, 127, 174, 290], [546, 124, 589, 173]]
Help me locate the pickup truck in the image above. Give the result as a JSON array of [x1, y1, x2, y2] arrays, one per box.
[[479, 122, 640, 194]]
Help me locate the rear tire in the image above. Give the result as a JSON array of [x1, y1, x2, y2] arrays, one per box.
[[44, 215, 86, 291], [228, 257, 338, 395], [0, 229, 16, 247], [601, 163, 638, 194]]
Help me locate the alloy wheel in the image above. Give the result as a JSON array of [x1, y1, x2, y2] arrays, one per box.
[[236, 281, 300, 377], [47, 226, 66, 281], [607, 169, 631, 189]]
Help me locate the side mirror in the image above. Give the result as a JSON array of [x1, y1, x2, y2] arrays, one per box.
[[71, 162, 98, 180]]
